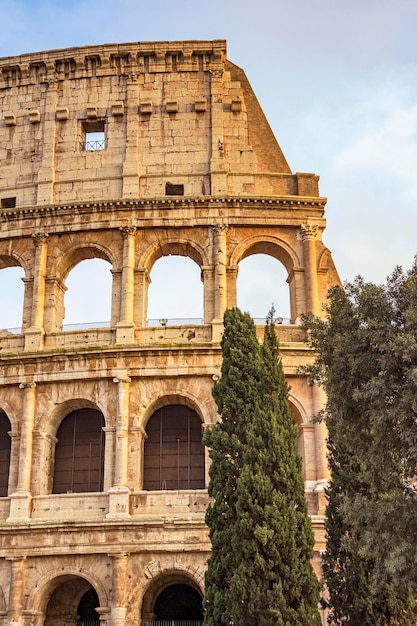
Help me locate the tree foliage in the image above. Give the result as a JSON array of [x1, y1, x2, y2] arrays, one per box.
[[302, 259, 417, 625], [203, 308, 321, 626]]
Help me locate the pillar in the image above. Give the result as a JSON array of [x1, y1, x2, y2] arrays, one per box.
[[300, 224, 320, 316], [212, 225, 228, 340], [8, 383, 36, 521], [107, 376, 131, 519], [312, 384, 330, 514], [109, 554, 129, 626], [116, 227, 137, 343], [6, 556, 25, 626], [24, 233, 48, 350]]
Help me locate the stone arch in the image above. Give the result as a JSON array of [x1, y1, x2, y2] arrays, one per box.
[[0, 253, 27, 330], [48, 244, 114, 332], [140, 566, 204, 623], [44, 398, 107, 437], [288, 394, 309, 426], [141, 394, 206, 491], [140, 392, 207, 431], [230, 235, 300, 273], [36, 399, 106, 496], [56, 244, 115, 280], [140, 238, 208, 272], [231, 236, 301, 322], [138, 238, 208, 326], [0, 399, 18, 433], [25, 567, 108, 620]]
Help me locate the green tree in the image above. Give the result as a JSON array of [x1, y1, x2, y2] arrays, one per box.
[[203, 308, 321, 626], [303, 260, 417, 625]]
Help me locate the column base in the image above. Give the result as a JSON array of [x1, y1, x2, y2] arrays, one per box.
[[314, 479, 329, 515], [7, 491, 32, 522], [106, 486, 131, 520], [24, 327, 44, 351], [115, 322, 135, 344]]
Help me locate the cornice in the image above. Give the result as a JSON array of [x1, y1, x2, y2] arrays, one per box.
[[0, 195, 327, 225], [0, 40, 227, 88]]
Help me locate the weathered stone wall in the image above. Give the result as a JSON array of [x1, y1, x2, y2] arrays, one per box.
[[0, 40, 340, 626]]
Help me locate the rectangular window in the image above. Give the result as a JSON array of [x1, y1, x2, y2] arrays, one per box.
[[1, 197, 16, 209], [82, 120, 106, 151], [165, 183, 184, 196]]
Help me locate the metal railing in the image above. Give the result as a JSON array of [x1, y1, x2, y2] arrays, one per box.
[[83, 139, 106, 151], [142, 619, 203, 626]]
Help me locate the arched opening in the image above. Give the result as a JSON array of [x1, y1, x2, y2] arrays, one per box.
[[44, 576, 100, 626], [153, 584, 203, 623], [77, 588, 100, 625], [0, 266, 24, 331], [237, 253, 290, 322], [0, 412, 11, 496], [52, 409, 105, 494], [63, 258, 112, 328], [147, 256, 203, 325], [143, 405, 205, 490]]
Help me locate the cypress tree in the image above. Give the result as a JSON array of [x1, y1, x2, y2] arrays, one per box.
[[203, 308, 321, 626]]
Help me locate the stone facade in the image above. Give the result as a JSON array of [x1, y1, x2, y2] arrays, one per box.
[[0, 40, 340, 625]]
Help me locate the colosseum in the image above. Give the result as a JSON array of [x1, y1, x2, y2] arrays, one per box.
[[0, 40, 340, 625]]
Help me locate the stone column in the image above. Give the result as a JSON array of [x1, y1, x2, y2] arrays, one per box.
[[201, 266, 214, 324], [107, 376, 131, 519], [25, 233, 48, 350], [8, 383, 36, 521], [212, 225, 228, 341], [116, 227, 137, 343], [6, 556, 25, 626], [300, 225, 320, 316], [134, 268, 151, 329], [312, 384, 330, 514], [130, 426, 147, 490], [109, 554, 129, 626]]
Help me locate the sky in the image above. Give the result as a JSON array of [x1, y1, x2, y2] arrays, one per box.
[[1, 0, 417, 327]]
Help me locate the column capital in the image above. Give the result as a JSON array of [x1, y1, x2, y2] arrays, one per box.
[[120, 225, 137, 238], [299, 224, 319, 241], [32, 232, 49, 246], [19, 382, 36, 390], [212, 223, 228, 235]]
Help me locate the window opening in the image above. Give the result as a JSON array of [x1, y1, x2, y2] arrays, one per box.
[[63, 258, 112, 329], [165, 182, 184, 196], [0, 412, 11, 497], [82, 120, 106, 151], [237, 253, 290, 322], [52, 409, 104, 494], [0, 266, 24, 331], [143, 405, 205, 490], [1, 197, 16, 209], [147, 256, 203, 325], [153, 584, 203, 622]]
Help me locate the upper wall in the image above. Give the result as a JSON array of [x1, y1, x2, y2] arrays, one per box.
[[0, 40, 320, 208]]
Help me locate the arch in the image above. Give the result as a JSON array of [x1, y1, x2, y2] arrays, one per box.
[[140, 392, 207, 431], [230, 235, 300, 274], [143, 404, 205, 491], [140, 569, 203, 623], [147, 255, 204, 322], [46, 399, 106, 437], [288, 394, 309, 426], [140, 238, 207, 272], [63, 257, 112, 326], [52, 408, 105, 494], [0, 411, 11, 497], [56, 244, 114, 280], [237, 253, 290, 320], [25, 568, 108, 621]]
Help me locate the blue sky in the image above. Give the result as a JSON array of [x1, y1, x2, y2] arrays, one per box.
[[1, 0, 417, 325]]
